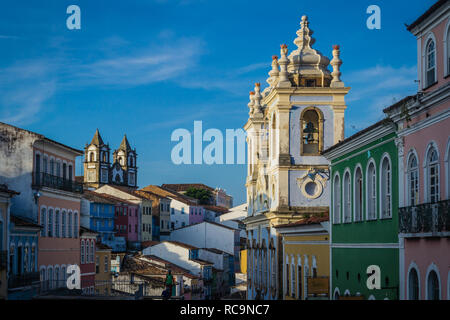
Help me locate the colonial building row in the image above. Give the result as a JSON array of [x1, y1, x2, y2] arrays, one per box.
[[243, 0, 449, 301]]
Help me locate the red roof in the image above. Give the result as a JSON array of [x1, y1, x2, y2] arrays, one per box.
[[161, 183, 215, 192]]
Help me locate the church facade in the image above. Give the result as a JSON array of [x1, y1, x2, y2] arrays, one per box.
[[243, 15, 350, 300], [83, 129, 138, 189]]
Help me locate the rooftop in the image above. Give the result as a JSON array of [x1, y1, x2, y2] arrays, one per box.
[[161, 183, 215, 192], [10, 215, 42, 229], [276, 213, 329, 228], [407, 0, 448, 31]]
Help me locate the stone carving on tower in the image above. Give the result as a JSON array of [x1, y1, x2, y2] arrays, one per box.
[[83, 130, 137, 189], [243, 15, 350, 300]]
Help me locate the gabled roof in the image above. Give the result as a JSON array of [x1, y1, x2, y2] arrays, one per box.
[[142, 255, 200, 279], [164, 240, 198, 250], [0, 121, 83, 155], [322, 118, 394, 155], [83, 190, 116, 204], [407, 0, 448, 31], [93, 192, 137, 206], [141, 185, 197, 206], [134, 189, 169, 201], [90, 128, 104, 146], [162, 183, 215, 192], [202, 205, 229, 214], [202, 248, 228, 255]]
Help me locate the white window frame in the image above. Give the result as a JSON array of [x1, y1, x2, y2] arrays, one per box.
[[333, 172, 341, 224], [343, 169, 351, 223], [425, 263, 441, 300], [366, 159, 377, 220], [423, 33, 437, 88], [406, 150, 420, 206], [424, 143, 440, 203], [406, 262, 421, 300], [353, 165, 363, 222], [379, 154, 392, 219]]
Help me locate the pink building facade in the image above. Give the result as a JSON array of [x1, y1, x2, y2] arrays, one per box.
[[189, 206, 205, 225], [33, 140, 84, 291], [385, 0, 450, 300]]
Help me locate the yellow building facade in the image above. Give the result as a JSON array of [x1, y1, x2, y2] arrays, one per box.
[[95, 243, 112, 295], [276, 217, 329, 300]]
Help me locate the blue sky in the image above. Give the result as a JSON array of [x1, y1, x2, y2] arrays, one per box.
[[0, 0, 434, 204]]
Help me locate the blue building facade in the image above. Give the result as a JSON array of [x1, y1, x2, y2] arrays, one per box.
[[8, 215, 41, 300], [89, 202, 115, 243]]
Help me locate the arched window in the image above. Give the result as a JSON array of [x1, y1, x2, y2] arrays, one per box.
[[74, 212, 78, 238], [43, 156, 48, 174], [55, 210, 60, 237], [23, 245, 29, 273], [367, 162, 377, 220], [291, 260, 295, 298], [48, 267, 53, 289], [408, 268, 419, 300], [54, 266, 60, 288], [407, 153, 419, 205], [343, 171, 351, 223], [333, 174, 341, 224], [91, 241, 94, 263], [31, 245, 35, 272], [68, 164, 73, 181], [81, 240, 85, 264], [248, 246, 252, 287], [426, 147, 440, 203], [354, 167, 363, 221], [68, 212, 73, 238], [129, 156, 134, 167], [40, 208, 47, 237], [102, 152, 106, 162], [427, 270, 440, 300], [301, 109, 322, 155], [62, 211, 66, 238], [49, 158, 55, 175], [426, 39, 436, 87], [254, 247, 258, 288], [89, 152, 95, 162], [48, 209, 53, 237], [381, 156, 392, 218]]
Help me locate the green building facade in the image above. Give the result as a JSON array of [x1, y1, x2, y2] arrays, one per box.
[[323, 119, 399, 300]]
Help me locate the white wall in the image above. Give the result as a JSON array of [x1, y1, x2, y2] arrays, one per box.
[[168, 198, 189, 229], [142, 242, 202, 276], [170, 222, 236, 256]]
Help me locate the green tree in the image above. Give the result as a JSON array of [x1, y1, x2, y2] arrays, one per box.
[[185, 187, 212, 205]]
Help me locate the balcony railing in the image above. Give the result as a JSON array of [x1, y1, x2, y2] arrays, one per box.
[[8, 272, 40, 289], [33, 172, 83, 194], [0, 250, 7, 270], [399, 199, 450, 235]]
